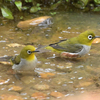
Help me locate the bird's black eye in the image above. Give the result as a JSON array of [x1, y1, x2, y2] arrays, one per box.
[[27, 50, 32, 54], [88, 35, 93, 40]]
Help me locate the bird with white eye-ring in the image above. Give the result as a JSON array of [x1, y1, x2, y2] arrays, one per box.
[[27, 50, 32, 54], [45, 30, 100, 58], [88, 35, 93, 40], [11, 45, 39, 75]]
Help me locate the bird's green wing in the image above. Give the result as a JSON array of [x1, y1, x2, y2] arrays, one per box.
[[11, 55, 21, 65], [49, 39, 83, 53]]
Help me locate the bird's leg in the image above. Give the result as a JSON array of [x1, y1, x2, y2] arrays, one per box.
[[14, 73, 21, 80], [13, 70, 22, 80]]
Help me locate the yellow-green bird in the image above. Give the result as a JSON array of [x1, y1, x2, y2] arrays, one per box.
[[11, 45, 39, 72], [45, 30, 100, 58]]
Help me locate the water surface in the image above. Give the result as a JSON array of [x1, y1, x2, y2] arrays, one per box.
[[0, 11, 100, 99]]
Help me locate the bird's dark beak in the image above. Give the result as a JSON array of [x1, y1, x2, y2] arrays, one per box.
[[94, 36, 100, 38], [33, 50, 40, 52]]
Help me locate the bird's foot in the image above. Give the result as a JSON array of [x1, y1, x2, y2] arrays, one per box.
[[14, 73, 21, 80]]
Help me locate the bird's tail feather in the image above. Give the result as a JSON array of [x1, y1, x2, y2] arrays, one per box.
[[37, 45, 52, 53], [0, 56, 12, 62]]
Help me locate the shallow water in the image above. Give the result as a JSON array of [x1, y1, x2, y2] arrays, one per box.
[[0, 11, 100, 99]]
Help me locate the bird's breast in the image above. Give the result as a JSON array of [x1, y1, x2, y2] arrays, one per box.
[[78, 45, 91, 56], [12, 56, 37, 71]]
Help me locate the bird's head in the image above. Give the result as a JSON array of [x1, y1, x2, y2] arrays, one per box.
[[78, 30, 100, 46], [20, 45, 39, 61]]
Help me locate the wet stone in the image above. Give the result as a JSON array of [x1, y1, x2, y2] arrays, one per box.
[[0, 79, 11, 85], [8, 85, 23, 92], [7, 43, 25, 47], [0, 61, 11, 65], [39, 72, 55, 79], [0, 94, 23, 100], [56, 62, 72, 72], [21, 76, 35, 84], [50, 91, 64, 98], [33, 84, 50, 90], [74, 81, 93, 88], [92, 38, 100, 43], [51, 77, 68, 86], [17, 16, 52, 30], [31, 92, 47, 100]]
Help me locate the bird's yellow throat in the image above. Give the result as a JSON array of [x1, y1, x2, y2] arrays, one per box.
[[26, 53, 35, 61]]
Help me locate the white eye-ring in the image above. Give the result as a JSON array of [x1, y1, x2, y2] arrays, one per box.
[[27, 50, 32, 54], [88, 35, 93, 40]]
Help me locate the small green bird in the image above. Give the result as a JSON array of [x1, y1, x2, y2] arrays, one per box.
[[11, 45, 39, 72], [45, 30, 100, 58]]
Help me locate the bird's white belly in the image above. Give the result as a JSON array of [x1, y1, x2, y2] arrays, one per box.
[[68, 45, 91, 56], [61, 45, 91, 58], [78, 45, 91, 56], [12, 56, 37, 71]]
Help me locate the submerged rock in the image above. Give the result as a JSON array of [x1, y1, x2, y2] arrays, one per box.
[[17, 16, 52, 30], [0, 61, 11, 65], [50, 91, 64, 98], [92, 38, 100, 43], [33, 84, 50, 90], [56, 62, 72, 72], [8, 85, 23, 92], [31, 92, 47, 99], [21, 76, 36, 84], [39, 72, 55, 79], [7, 43, 25, 47], [0, 94, 23, 100], [0, 79, 11, 85], [74, 81, 93, 88]]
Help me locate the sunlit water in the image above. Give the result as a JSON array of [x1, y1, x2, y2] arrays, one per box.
[[0, 11, 100, 99]]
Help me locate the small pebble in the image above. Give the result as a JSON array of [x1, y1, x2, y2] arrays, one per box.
[[50, 91, 64, 98], [33, 84, 50, 90], [31, 92, 47, 99], [39, 72, 55, 79]]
